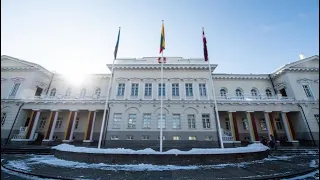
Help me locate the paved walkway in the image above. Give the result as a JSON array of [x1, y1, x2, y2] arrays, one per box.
[[1, 153, 319, 180]]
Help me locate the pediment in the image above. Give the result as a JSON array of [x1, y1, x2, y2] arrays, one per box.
[[1, 57, 35, 68], [289, 58, 319, 69]]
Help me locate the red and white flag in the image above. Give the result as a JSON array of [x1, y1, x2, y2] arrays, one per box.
[[203, 28, 209, 61]]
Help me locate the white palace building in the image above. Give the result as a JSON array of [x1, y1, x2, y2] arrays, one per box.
[[1, 55, 319, 149]]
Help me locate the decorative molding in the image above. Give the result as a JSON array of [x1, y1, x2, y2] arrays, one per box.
[[1, 78, 7, 84], [274, 82, 286, 89], [36, 81, 48, 88], [212, 74, 269, 80], [11, 77, 25, 83], [297, 78, 314, 84]]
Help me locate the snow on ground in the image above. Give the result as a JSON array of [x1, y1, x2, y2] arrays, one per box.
[[3, 154, 296, 172], [7, 160, 32, 172], [309, 159, 319, 168], [52, 143, 269, 155], [282, 170, 319, 180]]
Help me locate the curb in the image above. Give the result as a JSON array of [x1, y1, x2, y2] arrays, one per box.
[[265, 167, 319, 180]]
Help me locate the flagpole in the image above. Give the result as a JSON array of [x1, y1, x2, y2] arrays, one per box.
[[203, 27, 224, 148], [160, 20, 164, 152], [98, 27, 120, 149]]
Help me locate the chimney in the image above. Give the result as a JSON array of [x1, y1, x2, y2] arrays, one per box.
[[299, 53, 305, 60]]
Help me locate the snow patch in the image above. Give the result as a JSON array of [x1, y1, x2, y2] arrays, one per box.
[[7, 160, 32, 172], [309, 159, 318, 168], [52, 143, 269, 155], [1, 165, 56, 180], [27, 155, 199, 171]]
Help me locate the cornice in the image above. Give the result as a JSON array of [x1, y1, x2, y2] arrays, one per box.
[[212, 74, 269, 80], [107, 63, 217, 71]]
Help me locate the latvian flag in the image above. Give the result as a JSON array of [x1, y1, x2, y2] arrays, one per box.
[[158, 57, 167, 63]]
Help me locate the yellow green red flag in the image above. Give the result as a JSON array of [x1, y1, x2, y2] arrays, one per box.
[[159, 21, 165, 54]]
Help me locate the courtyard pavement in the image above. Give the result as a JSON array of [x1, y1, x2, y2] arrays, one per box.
[[1, 152, 319, 180]]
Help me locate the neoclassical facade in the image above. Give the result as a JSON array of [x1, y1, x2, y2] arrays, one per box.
[[1, 55, 319, 149]]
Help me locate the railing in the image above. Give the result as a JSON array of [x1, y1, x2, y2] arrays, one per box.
[[12, 134, 25, 139], [221, 128, 234, 142]]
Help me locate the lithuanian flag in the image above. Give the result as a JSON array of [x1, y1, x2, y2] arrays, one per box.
[[159, 21, 165, 54]]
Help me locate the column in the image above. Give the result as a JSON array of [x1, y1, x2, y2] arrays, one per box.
[[228, 111, 239, 141], [83, 110, 97, 142], [43, 110, 59, 141], [269, 112, 278, 140], [25, 110, 41, 140], [281, 111, 295, 142], [63, 110, 78, 142], [246, 111, 259, 142], [264, 111, 274, 140]]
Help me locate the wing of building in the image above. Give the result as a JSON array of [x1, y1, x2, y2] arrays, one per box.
[[1, 55, 319, 148]]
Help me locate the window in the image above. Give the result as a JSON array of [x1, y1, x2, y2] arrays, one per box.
[[131, 83, 139, 96], [279, 88, 287, 97], [143, 114, 151, 129], [173, 136, 181, 140], [126, 135, 134, 140], [80, 88, 86, 98], [1, 113, 7, 126], [95, 88, 101, 98], [172, 114, 181, 129], [188, 114, 196, 129], [128, 114, 136, 129], [225, 118, 230, 130], [302, 85, 313, 98], [220, 88, 227, 97], [144, 83, 152, 96], [158, 83, 166, 96], [189, 136, 197, 140], [111, 136, 119, 140], [9, 83, 21, 97], [113, 113, 122, 128], [199, 83, 207, 96], [251, 89, 258, 97], [158, 136, 165, 140], [205, 136, 213, 141], [259, 119, 267, 131], [157, 114, 166, 128], [172, 83, 179, 96], [236, 89, 243, 98], [266, 89, 272, 97], [275, 118, 283, 130], [117, 83, 125, 96], [185, 83, 193, 96], [202, 114, 210, 128], [65, 88, 71, 96], [75, 119, 79, 130], [38, 120, 46, 129], [50, 88, 57, 97], [142, 135, 150, 140], [35, 87, 43, 96], [55, 120, 62, 129], [242, 118, 249, 130]]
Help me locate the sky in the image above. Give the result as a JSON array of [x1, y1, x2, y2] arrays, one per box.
[[1, 0, 319, 75]]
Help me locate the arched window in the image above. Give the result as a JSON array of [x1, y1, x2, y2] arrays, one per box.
[[266, 89, 272, 97], [50, 88, 56, 97], [251, 89, 258, 96], [80, 88, 86, 98], [236, 88, 243, 98], [220, 88, 227, 98], [65, 88, 71, 97], [95, 88, 101, 98]]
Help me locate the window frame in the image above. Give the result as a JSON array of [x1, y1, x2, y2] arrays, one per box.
[[188, 114, 196, 129], [172, 114, 181, 129], [157, 114, 166, 129], [127, 114, 136, 129], [259, 119, 267, 131], [117, 83, 125, 96], [112, 113, 122, 129], [142, 113, 151, 129], [199, 83, 207, 96], [131, 83, 139, 96], [158, 83, 166, 96], [9, 82, 21, 97], [202, 114, 211, 129], [302, 84, 314, 98], [185, 83, 193, 96], [144, 83, 152, 96], [1, 112, 7, 126], [172, 83, 179, 96]]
